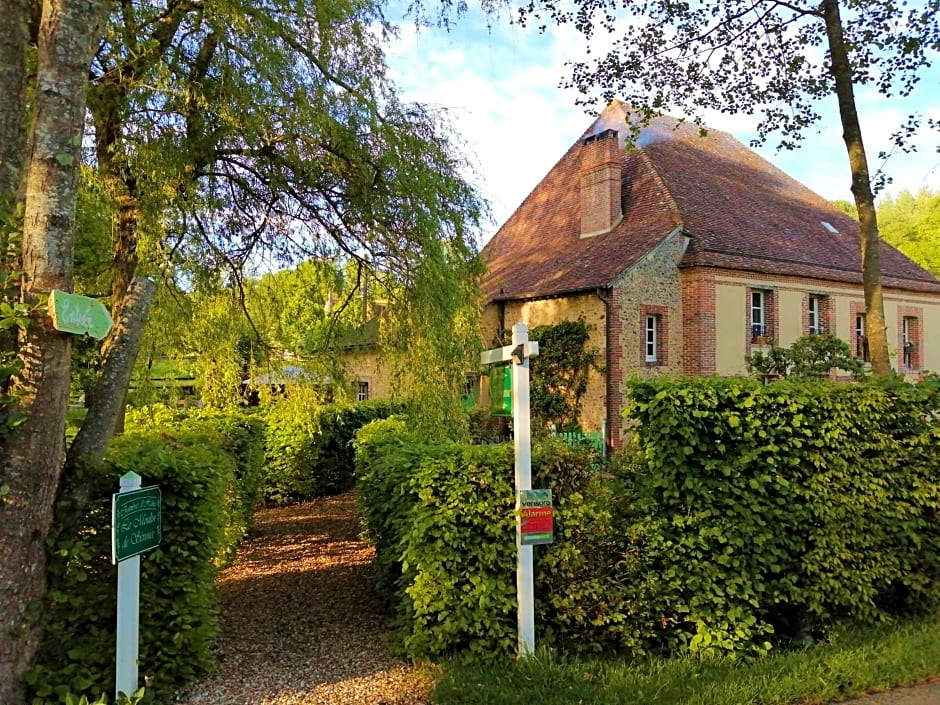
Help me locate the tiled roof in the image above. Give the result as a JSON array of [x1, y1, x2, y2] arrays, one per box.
[[482, 101, 940, 300]]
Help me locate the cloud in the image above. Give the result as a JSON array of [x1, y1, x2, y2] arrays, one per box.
[[383, 8, 940, 236]]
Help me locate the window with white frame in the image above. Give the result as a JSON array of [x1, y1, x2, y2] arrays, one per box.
[[750, 290, 766, 340], [808, 295, 822, 334], [645, 315, 658, 362], [902, 317, 917, 369], [357, 381, 370, 401], [855, 313, 869, 361]]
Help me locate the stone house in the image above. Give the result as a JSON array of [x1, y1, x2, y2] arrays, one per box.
[[481, 101, 940, 448]]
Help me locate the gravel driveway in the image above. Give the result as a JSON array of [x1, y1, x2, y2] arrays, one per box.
[[174, 492, 433, 705]]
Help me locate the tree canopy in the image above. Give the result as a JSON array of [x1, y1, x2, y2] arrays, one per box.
[[877, 188, 940, 279]]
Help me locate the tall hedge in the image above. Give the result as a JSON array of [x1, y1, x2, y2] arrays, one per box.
[[263, 397, 405, 504], [355, 421, 620, 660], [357, 378, 940, 662], [29, 425, 243, 703], [624, 377, 940, 654]]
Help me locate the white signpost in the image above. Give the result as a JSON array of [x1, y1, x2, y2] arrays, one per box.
[[112, 472, 162, 700], [480, 322, 540, 655]]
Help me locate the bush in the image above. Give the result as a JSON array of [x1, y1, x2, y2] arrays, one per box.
[[124, 405, 267, 563], [356, 424, 617, 661], [262, 396, 405, 504], [29, 429, 235, 703], [624, 376, 940, 655]]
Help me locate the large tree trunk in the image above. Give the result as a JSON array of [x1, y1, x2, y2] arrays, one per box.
[[822, 0, 891, 376], [0, 0, 30, 202], [0, 0, 107, 701]]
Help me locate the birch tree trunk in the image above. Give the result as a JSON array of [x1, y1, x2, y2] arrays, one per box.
[[0, 0, 107, 701]]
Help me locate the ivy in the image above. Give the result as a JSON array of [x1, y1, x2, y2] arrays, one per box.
[[528, 318, 600, 432]]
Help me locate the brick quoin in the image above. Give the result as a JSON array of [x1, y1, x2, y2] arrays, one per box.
[[680, 268, 716, 375]]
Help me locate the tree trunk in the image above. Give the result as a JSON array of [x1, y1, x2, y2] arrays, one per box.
[[0, 0, 29, 202], [822, 0, 891, 376], [57, 276, 155, 535], [0, 0, 107, 701]]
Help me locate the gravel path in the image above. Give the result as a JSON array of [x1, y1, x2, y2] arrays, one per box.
[[174, 492, 433, 705]]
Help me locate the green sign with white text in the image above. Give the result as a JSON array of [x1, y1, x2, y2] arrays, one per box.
[[50, 289, 113, 340], [112, 486, 162, 563]]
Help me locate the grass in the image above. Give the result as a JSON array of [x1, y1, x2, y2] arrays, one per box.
[[432, 613, 940, 705]]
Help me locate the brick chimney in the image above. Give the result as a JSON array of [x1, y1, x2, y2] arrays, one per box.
[[579, 129, 623, 238]]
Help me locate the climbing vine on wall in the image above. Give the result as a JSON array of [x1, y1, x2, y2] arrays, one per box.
[[528, 318, 600, 432]]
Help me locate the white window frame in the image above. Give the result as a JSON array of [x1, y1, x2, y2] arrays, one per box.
[[645, 315, 658, 362], [808, 295, 822, 334], [357, 381, 369, 401], [856, 313, 869, 361], [903, 317, 916, 369], [751, 290, 766, 339]]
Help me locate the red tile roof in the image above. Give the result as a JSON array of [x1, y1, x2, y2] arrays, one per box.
[[482, 102, 940, 300]]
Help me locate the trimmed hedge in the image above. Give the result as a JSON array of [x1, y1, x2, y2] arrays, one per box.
[[357, 378, 940, 661], [263, 398, 405, 504], [624, 377, 940, 654], [29, 419, 252, 703], [356, 421, 618, 660]]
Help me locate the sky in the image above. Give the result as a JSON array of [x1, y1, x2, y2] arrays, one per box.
[[382, 5, 940, 243]]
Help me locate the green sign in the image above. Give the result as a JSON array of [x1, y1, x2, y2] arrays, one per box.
[[49, 289, 113, 340], [112, 486, 162, 563], [489, 364, 512, 416], [519, 489, 553, 546]]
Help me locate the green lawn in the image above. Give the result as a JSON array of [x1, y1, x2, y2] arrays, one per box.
[[432, 613, 940, 705]]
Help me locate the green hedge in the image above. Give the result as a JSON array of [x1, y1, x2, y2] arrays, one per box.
[[357, 378, 940, 662], [263, 398, 405, 504], [124, 405, 267, 563], [356, 421, 617, 660], [28, 427, 237, 703], [624, 377, 940, 654]]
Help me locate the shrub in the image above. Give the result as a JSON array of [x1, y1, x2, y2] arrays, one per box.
[[124, 405, 267, 562], [28, 429, 234, 703], [356, 425, 617, 661], [624, 377, 940, 655], [746, 334, 865, 380], [263, 396, 405, 504]]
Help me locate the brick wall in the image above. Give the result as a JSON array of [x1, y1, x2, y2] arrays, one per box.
[[680, 268, 717, 375]]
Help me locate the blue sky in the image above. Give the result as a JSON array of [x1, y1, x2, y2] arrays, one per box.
[[382, 6, 940, 242]]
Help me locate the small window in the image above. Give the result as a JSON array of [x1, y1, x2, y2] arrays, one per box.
[[902, 317, 918, 370], [357, 381, 370, 401], [808, 296, 822, 334], [856, 314, 870, 362], [646, 315, 658, 362], [751, 290, 766, 340]]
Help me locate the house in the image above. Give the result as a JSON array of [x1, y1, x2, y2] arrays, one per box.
[[482, 101, 940, 448]]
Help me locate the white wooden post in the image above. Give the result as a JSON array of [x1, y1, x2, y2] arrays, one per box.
[[116, 471, 141, 699], [511, 323, 535, 655], [480, 323, 539, 657]]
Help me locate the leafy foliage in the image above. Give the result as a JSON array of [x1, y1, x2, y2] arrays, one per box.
[[262, 395, 405, 504], [29, 427, 239, 703], [517, 0, 939, 159], [527, 318, 600, 431], [625, 377, 940, 654], [356, 425, 624, 660], [746, 334, 865, 380], [357, 377, 940, 662], [876, 188, 940, 278]]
